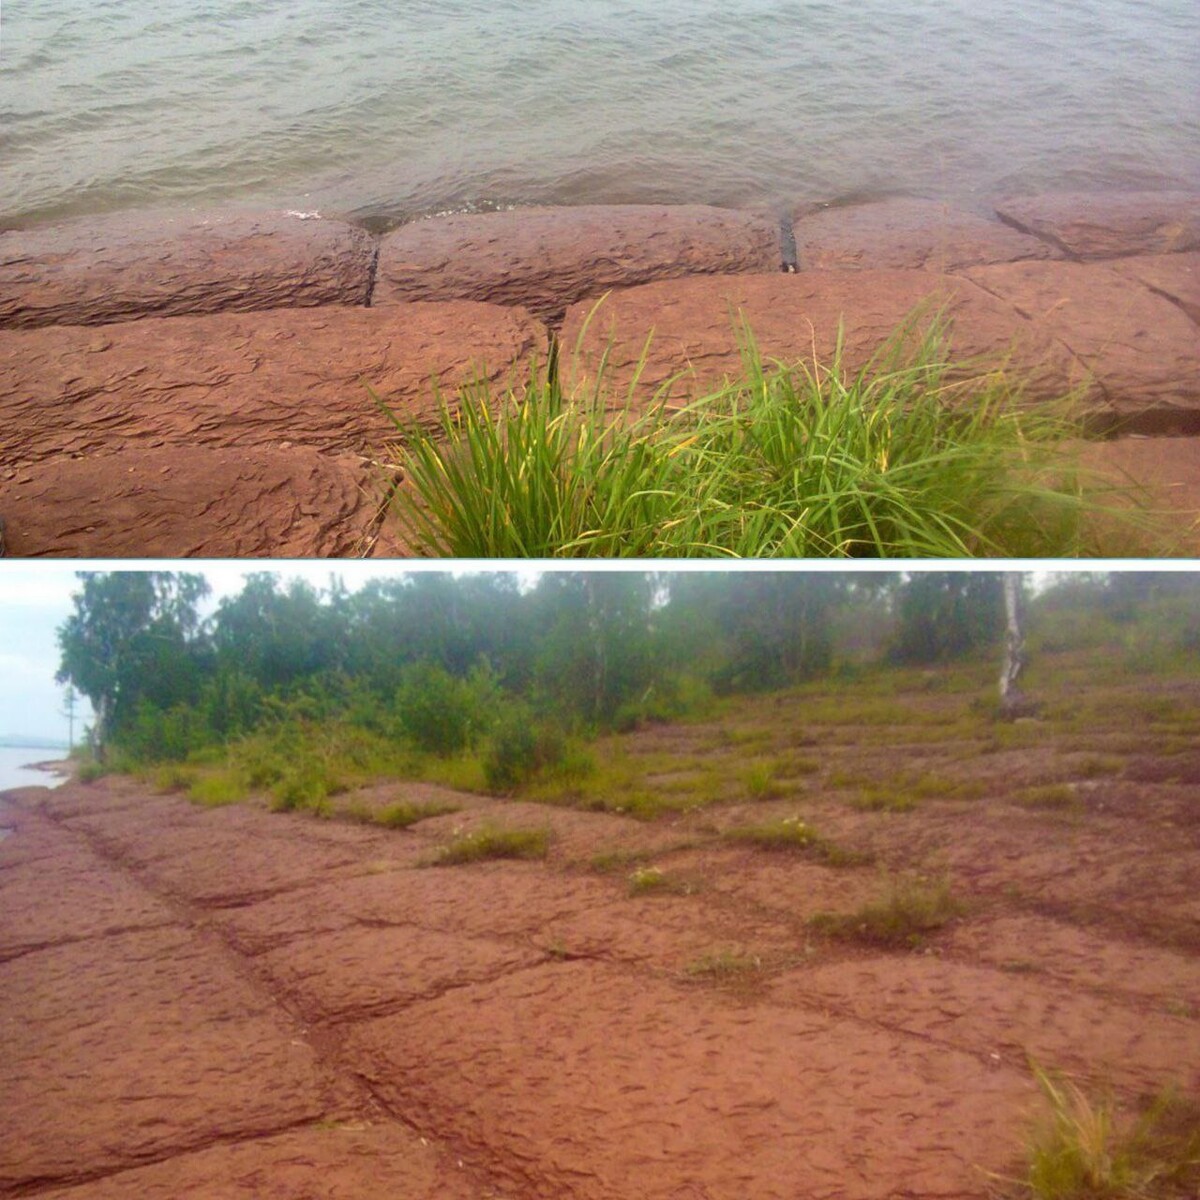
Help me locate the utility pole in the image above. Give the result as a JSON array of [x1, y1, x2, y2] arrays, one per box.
[[60, 686, 78, 752]]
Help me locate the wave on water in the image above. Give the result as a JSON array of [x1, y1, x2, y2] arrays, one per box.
[[1, 0, 1198, 226]]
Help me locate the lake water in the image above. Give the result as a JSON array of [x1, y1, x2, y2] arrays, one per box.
[[1, 0, 1197, 230], [0, 746, 69, 794]]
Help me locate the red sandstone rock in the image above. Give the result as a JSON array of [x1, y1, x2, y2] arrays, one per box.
[[965, 260, 1200, 425], [1109, 252, 1200, 324], [1078, 436, 1200, 554], [373, 204, 781, 323], [34, 1126, 487, 1200], [559, 270, 1097, 410], [994, 191, 1200, 259], [0, 302, 548, 466], [0, 209, 377, 329], [0, 926, 333, 1189], [792, 198, 1059, 271], [0, 446, 382, 558]]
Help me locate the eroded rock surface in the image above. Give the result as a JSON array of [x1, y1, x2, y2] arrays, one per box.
[[995, 191, 1200, 259], [793, 198, 1059, 271], [560, 270, 1098, 410], [965, 260, 1200, 425], [0, 210, 377, 329], [0, 302, 547, 464], [374, 204, 781, 324], [0, 445, 379, 557]]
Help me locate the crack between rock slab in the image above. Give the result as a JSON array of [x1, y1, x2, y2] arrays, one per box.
[[953, 274, 1115, 420], [779, 209, 798, 273], [993, 212, 1081, 263], [363, 240, 380, 307], [1, 1113, 330, 1199], [0, 917, 181, 965]]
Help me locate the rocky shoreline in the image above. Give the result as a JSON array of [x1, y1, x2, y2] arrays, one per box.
[[1, 192, 1197, 556]]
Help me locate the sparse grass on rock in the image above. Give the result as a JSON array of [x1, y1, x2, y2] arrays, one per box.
[[810, 873, 965, 948], [429, 823, 551, 866], [1005, 1067, 1200, 1200], [723, 816, 870, 867], [339, 799, 460, 829]]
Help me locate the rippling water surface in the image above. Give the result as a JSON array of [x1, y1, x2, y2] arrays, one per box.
[[1, 0, 1197, 227]]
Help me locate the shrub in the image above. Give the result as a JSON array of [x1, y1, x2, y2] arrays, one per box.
[[394, 660, 499, 757], [483, 707, 570, 792]]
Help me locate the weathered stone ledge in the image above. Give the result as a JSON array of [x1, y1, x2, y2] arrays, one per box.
[[0, 191, 1196, 556]]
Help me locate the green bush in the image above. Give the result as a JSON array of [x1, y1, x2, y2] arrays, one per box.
[[483, 706, 570, 792], [394, 660, 499, 756]]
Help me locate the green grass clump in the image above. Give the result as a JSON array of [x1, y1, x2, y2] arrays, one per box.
[[685, 950, 764, 980], [848, 786, 919, 813], [627, 865, 694, 896], [744, 760, 783, 799], [430, 824, 550, 866], [588, 848, 654, 873], [340, 800, 459, 829], [1017, 784, 1080, 811], [810, 873, 965, 948], [1012, 1067, 1200, 1200], [724, 815, 869, 867], [384, 315, 1141, 558]]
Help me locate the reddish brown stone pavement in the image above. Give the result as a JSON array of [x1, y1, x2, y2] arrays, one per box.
[[1, 193, 1197, 556], [3, 723, 1199, 1200]]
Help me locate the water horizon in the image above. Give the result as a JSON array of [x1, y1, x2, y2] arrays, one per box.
[[2, 0, 1197, 232]]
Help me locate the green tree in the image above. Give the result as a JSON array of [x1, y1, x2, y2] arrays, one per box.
[[888, 573, 1003, 665], [56, 572, 211, 756]]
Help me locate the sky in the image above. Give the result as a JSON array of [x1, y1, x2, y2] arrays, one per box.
[[0, 560, 1150, 745]]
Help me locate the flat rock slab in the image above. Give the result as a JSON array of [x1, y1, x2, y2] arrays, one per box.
[[0, 445, 379, 557], [217, 863, 617, 957], [1078, 436, 1200, 553], [995, 191, 1200, 259], [560, 270, 1095, 409], [793, 198, 1059, 271], [374, 204, 780, 324], [1110, 251, 1200, 324], [36, 1124, 488, 1200], [0, 927, 332, 1191], [0, 841, 175, 960], [347, 960, 1029, 1200], [0, 210, 376, 329], [965, 260, 1200, 425], [772, 956, 1200, 1095], [261, 924, 544, 1024], [943, 913, 1200, 1009], [1, 301, 548, 465]]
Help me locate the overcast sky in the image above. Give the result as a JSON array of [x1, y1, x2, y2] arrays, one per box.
[[0, 560, 1152, 744]]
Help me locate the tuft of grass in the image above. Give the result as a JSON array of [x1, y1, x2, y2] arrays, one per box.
[[1011, 1066, 1200, 1200], [1017, 784, 1080, 811], [848, 786, 919, 813], [340, 799, 459, 829], [810, 873, 965, 948], [627, 865, 695, 896], [744, 760, 783, 800], [383, 315, 1151, 558], [724, 815, 870, 867], [588, 847, 654, 874], [685, 949, 765, 982], [429, 823, 550, 866]]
